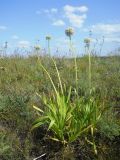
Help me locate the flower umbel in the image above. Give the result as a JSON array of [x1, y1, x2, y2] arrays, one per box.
[[46, 35, 51, 41], [84, 38, 91, 48], [65, 27, 74, 40], [34, 45, 40, 51]]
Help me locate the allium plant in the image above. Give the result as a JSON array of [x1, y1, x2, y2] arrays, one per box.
[[34, 45, 40, 57], [84, 38, 92, 90], [32, 57, 103, 155], [46, 35, 51, 56], [65, 27, 74, 53], [65, 28, 78, 94], [32, 31, 103, 155]]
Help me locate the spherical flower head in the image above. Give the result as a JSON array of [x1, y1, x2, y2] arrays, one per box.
[[65, 27, 74, 38], [84, 38, 91, 44], [34, 45, 40, 50], [46, 35, 51, 40]]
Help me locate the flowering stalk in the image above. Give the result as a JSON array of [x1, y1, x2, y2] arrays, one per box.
[[65, 28, 78, 95], [46, 35, 51, 56], [34, 45, 40, 57], [84, 38, 91, 91]]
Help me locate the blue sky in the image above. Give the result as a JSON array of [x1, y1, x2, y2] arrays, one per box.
[[0, 0, 120, 55]]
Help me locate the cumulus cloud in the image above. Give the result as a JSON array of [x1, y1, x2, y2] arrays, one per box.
[[90, 23, 120, 34], [36, 5, 88, 28], [64, 5, 88, 13], [84, 23, 120, 43], [52, 20, 65, 26], [105, 35, 120, 43], [63, 5, 88, 28]]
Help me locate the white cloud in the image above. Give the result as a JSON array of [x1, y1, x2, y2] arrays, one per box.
[[78, 6, 88, 12], [85, 23, 120, 34], [64, 5, 88, 13], [0, 25, 7, 31], [84, 23, 120, 44], [105, 35, 120, 43], [36, 5, 88, 28], [18, 41, 30, 48], [67, 13, 87, 28], [52, 20, 65, 26], [63, 5, 88, 28], [12, 35, 19, 40]]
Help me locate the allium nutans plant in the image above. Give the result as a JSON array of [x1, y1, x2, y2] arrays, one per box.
[[84, 38, 92, 90], [31, 57, 103, 152], [46, 35, 51, 56], [84, 37, 101, 154], [65, 27, 78, 95]]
